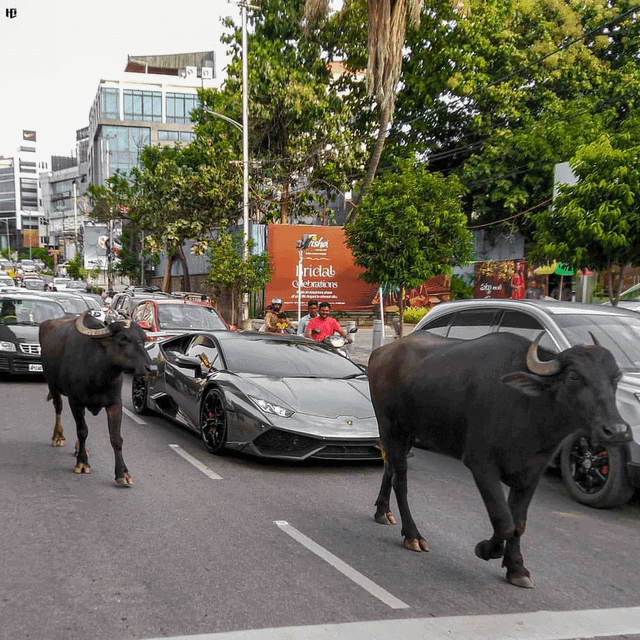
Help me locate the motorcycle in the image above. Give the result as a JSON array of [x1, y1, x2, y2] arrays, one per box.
[[312, 326, 358, 359]]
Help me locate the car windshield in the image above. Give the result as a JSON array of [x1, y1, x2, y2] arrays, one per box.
[[22, 279, 45, 291], [0, 297, 66, 325], [157, 304, 227, 330], [221, 336, 364, 378], [54, 278, 71, 286], [49, 295, 88, 314], [555, 313, 640, 371]]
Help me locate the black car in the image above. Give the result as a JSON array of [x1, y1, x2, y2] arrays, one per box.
[[132, 331, 380, 461], [0, 292, 66, 375], [413, 298, 640, 508]]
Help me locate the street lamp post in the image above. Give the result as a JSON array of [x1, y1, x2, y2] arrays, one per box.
[[295, 234, 312, 323]]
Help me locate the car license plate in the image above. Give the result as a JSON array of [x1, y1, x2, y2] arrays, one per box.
[[29, 364, 43, 372]]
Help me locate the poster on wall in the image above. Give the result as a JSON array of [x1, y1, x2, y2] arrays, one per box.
[[22, 230, 38, 248], [474, 260, 550, 299], [265, 225, 378, 312]]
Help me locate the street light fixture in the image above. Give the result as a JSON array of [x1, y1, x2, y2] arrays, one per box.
[[1, 218, 11, 257], [295, 234, 312, 323]]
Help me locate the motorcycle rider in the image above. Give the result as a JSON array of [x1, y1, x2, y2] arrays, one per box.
[[305, 302, 351, 343], [264, 297, 294, 333]]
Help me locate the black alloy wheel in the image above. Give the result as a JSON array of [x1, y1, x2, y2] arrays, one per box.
[[560, 430, 634, 508], [200, 388, 228, 454], [131, 375, 148, 415]]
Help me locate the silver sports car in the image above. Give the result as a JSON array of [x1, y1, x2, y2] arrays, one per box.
[[132, 331, 381, 461]]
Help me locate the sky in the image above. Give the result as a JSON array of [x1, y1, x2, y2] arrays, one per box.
[[0, 0, 234, 159]]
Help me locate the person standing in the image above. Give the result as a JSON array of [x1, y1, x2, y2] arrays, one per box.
[[297, 299, 319, 336], [305, 302, 351, 343], [525, 279, 544, 299]]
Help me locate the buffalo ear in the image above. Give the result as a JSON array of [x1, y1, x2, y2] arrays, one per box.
[[501, 372, 547, 397]]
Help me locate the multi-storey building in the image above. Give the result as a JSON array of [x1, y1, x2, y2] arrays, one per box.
[[0, 130, 49, 256], [87, 51, 218, 188]]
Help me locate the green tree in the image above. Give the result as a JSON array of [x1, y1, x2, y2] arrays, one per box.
[[193, 232, 273, 327], [210, 0, 366, 223], [530, 131, 640, 304], [344, 158, 473, 335]]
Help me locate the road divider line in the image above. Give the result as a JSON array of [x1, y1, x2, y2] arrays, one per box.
[[274, 520, 408, 610], [123, 407, 146, 425], [169, 444, 223, 480]]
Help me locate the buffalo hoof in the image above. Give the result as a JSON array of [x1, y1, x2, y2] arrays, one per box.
[[404, 537, 429, 552], [73, 462, 90, 474], [475, 540, 504, 561], [508, 574, 534, 589], [51, 437, 65, 447], [375, 510, 396, 525], [116, 473, 133, 487]]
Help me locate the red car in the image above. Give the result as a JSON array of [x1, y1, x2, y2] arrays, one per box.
[[130, 298, 231, 341]]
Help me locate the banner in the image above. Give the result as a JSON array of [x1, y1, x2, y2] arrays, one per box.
[[265, 225, 450, 312], [265, 225, 377, 312]]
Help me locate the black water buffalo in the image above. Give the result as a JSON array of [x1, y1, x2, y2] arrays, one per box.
[[39, 311, 155, 486], [369, 330, 632, 588]]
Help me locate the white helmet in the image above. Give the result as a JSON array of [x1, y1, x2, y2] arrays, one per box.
[[271, 297, 282, 304]]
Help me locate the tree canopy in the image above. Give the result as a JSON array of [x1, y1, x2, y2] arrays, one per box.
[[344, 158, 473, 334]]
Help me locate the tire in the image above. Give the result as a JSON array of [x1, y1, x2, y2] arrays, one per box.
[[131, 375, 149, 415], [560, 430, 634, 508], [200, 388, 228, 454]]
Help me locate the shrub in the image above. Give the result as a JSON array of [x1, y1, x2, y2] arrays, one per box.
[[404, 307, 429, 324]]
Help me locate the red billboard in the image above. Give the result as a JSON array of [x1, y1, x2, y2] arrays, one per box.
[[265, 225, 378, 312]]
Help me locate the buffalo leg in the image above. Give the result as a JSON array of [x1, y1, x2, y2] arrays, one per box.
[[106, 403, 131, 486], [467, 465, 514, 562], [376, 433, 428, 552], [374, 457, 396, 525], [501, 483, 538, 589], [69, 400, 90, 475], [49, 390, 65, 447]]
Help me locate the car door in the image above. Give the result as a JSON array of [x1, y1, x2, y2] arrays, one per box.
[[496, 309, 558, 352], [164, 334, 223, 426]]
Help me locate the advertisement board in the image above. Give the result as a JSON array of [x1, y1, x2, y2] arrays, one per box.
[[22, 230, 38, 248], [265, 225, 451, 313], [265, 225, 378, 312]]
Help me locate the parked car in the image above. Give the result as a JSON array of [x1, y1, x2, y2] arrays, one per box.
[[130, 298, 230, 341], [65, 280, 91, 293], [601, 282, 640, 313], [21, 277, 46, 292], [412, 298, 640, 508], [132, 331, 381, 461], [0, 292, 66, 375], [107, 286, 168, 316], [0, 273, 16, 288], [40, 290, 95, 316]]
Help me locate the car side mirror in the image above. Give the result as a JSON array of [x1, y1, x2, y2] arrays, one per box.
[[137, 320, 151, 330], [174, 354, 206, 375], [349, 326, 358, 334]]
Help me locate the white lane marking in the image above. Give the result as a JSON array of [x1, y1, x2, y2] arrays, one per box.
[[140, 606, 640, 640], [123, 407, 146, 425], [274, 520, 409, 610], [169, 444, 223, 480]]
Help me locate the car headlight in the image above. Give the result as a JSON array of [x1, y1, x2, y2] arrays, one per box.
[[249, 395, 294, 418], [0, 341, 16, 352]]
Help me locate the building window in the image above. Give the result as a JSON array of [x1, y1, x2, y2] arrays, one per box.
[[102, 126, 151, 180], [19, 160, 36, 173], [100, 88, 120, 120], [158, 130, 179, 141], [123, 90, 162, 122], [179, 131, 195, 143], [166, 93, 198, 123]]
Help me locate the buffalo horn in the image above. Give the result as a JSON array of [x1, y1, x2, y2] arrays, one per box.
[[526, 331, 561, 376], [75, 312, 111, 338], [588, 331, 601, 347]]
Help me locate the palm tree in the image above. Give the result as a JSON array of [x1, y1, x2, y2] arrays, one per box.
[[306, 0, 424, 219]]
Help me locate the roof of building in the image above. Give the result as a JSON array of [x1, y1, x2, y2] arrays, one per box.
[[125, 52, 215, 76]]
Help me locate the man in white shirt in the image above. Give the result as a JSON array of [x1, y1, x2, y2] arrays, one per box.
[[297, 299, 319, 336]]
